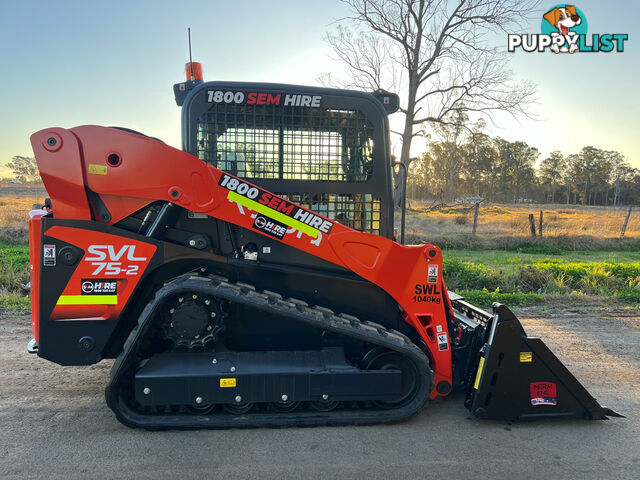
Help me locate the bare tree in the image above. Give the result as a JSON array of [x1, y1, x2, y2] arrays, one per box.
[[323, 0, 539, 204]]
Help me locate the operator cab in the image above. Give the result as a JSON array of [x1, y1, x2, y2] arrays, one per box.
[[174, 72, 399, 239]]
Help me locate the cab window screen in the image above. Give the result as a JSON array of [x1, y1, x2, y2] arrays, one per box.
[[196, 105, 374, 182], [281, 193, 381, 235]]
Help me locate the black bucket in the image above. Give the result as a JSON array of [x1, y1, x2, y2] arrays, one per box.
[[465, 304, 623, 420]]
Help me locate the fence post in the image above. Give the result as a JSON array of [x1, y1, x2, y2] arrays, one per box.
[[539, 210, 543, 237], [621, 205, 633, 237], [472, 202, 480, 236], [528, 214, 537, 237]]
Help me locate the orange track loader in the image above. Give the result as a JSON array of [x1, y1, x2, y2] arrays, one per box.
[[26, 63, 621, 428]]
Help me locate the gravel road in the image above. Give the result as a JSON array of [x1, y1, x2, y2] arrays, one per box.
[[1, 312, 638, 480]]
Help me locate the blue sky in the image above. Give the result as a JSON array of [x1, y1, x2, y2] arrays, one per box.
[[0, 0, 638, 176]]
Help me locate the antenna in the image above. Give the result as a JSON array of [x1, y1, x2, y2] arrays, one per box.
[[188, 28, 195, 81]]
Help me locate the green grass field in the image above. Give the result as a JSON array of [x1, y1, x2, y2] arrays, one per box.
[[443, 249, 640, 307], [2, 241, 638, 313], [0, 244, 30, 312]]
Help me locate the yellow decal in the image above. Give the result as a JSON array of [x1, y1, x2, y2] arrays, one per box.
[[520, 352, 533, 363], [88, 164, 108, 175], [227, 190, 319, 238], [56, 295, 118, 305], [473, 356, 485, 390], [220, 378, 236, 388]]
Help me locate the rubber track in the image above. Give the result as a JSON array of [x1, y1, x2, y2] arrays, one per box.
[[105, 274, 433, 429]]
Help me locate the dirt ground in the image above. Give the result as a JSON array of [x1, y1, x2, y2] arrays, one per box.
[[1, 311, 639, 480]]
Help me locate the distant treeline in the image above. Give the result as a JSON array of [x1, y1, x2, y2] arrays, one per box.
[[408, 118, 638, 206], [5, 134, 637, 207]]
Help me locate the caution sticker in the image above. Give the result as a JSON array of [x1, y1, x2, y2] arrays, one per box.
[[520, 352, 533, 362], [437, 332, 449, 351], [220, 378, 236, 388], [88, 164, 108, 175], [427, 265, 438, 283], [43, 244, 56, 266]]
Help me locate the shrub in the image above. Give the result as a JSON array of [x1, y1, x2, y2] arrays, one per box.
[[458, 289, 543, 307], [443, 258, 502, 291], [616, 286, 640, 303], [515, 266, 552, 293], [0, 292, 30, 313], [608, 263, 640, 278], [0, 227, 28, 245], [0, 244, 30, 293]]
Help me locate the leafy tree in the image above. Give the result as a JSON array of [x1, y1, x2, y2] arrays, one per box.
[[6, 156, 40, 183], [607, 150, 628, 206], [563, 154, 582, 204], [495, 139, 538, 201], [565, 147, 613, 205], [425, 110, 468, 201], [538, 151, 566, 203], [461, 120, 498, 199], [408, 150, 436, 199], [611, 161, 639, 205]]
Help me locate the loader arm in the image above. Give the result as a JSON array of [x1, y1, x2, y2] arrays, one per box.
[[31, 125, 456, 398]]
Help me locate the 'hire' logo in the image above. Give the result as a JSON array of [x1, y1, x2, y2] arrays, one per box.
[[253, 215, 287, 239], [81, 279, 117, 295], [508, 4, 628, 54]]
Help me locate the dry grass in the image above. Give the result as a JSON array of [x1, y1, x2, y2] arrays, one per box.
[[0, 185, 47, 244], [2, 184, 639, 247], [0, 196, 36, 223], [404, 201, 640, 249], [0, 186, 50, 311]]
